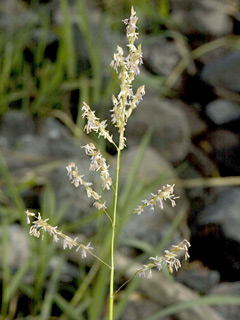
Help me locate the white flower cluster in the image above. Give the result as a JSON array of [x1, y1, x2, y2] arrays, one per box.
[[25, 210, 93, 258], [137, 239, 191, 278], [82, 102, 114, 145], [66, 162, 109, 211], [82, 143, 112, 190], [66, 162, 101, 200], [134, 184, 179, 215], [110, 6, 145, 149]]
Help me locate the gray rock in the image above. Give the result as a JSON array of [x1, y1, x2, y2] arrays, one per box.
[[143, 36, 182, 90], [210, 130, 239, 151], [181, 103, 207, 138], [201, 51, 240, 92], [210, 130, 240, 175], [17, 134, 50, 158], [0, 115, 86, 172], [122, 297, 171, 320], [192, 187, 240, 280], [0, 136, 8, 149], [206, 99, 240, 125], [171, 0, 233, 37], [120, 146, 175, 183], [177, 268, 220, 294], [39, 117, 71, 140], [0, 224, 29, 271], [197, 187, 240, 243], [0, 110, 35, 147], [210, 282, 240, 320], [0, 9, 39, 31], [126, 97, 191, 162], [39, 117, 85, 158], [0, 0, 19, 15], [197, 46, 231, 66]]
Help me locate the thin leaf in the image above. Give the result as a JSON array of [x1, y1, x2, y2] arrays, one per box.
[[5, 259, 30, 303], [88, 265, 109, 320], [39, 263, 63, 320], [142, 295, 240, 320], [0, 152, 25, 217], [60, 0, 76, 78], [55, 293, 90, 320], [120, 238, 154, 255]]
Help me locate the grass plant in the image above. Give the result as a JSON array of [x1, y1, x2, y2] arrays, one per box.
[[1, 2, 240, 320], [25, 7, 190, 320]]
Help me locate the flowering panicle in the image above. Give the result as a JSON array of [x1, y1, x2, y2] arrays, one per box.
[[137, 239, 191, 278], [134, 184, 179, 215], [110, 6, 145, 149], [82, 143, 112, 190], [24, 9, 190, 307], [82, 102, 115, 146], [25, 210, 93, 258]]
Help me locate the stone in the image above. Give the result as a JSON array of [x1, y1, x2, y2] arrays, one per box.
[[0, 110, 35, 147], [210, 130, 240, 175], [210, 130, 239, 151], [206, 99, 240, 125], [143, 36, 182, 90], [17, 134, 50, 158], [171, 0, 233, 37], [201, 51, 240, 92], [197, 188, 240, 243], [122, 296, 171, 320], [192, 187, 240, 280], [0, 8, 39, 31], [180, 103, 207, 137], [0, 224, 29, 272], [177, 268, 220, 294], [39, 117, 85, 158], [126, 97, 191, 163]]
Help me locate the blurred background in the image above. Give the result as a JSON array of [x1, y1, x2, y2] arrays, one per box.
[[1, 0, 240, 319]]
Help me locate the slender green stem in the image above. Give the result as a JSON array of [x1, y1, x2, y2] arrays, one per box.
[[109, 146, 121, 320]]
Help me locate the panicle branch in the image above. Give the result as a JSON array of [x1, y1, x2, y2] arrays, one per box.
[[110, 6, 145, 150], [26, 210, 92, 257], [25, 210, 111, 268], [82, 143, 112, 190], [66, 162, 101, 203], [134, 184, 179, 215], [137, 239, 191, 278], [66, 162, 112, 222], [82, 102, 116, 147]]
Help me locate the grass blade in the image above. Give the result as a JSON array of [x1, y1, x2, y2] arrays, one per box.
[[141, 295, 240, 320], [5, 259, 31, 303], [39, 263, 63, 320], [55, 293, 90, 320]]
